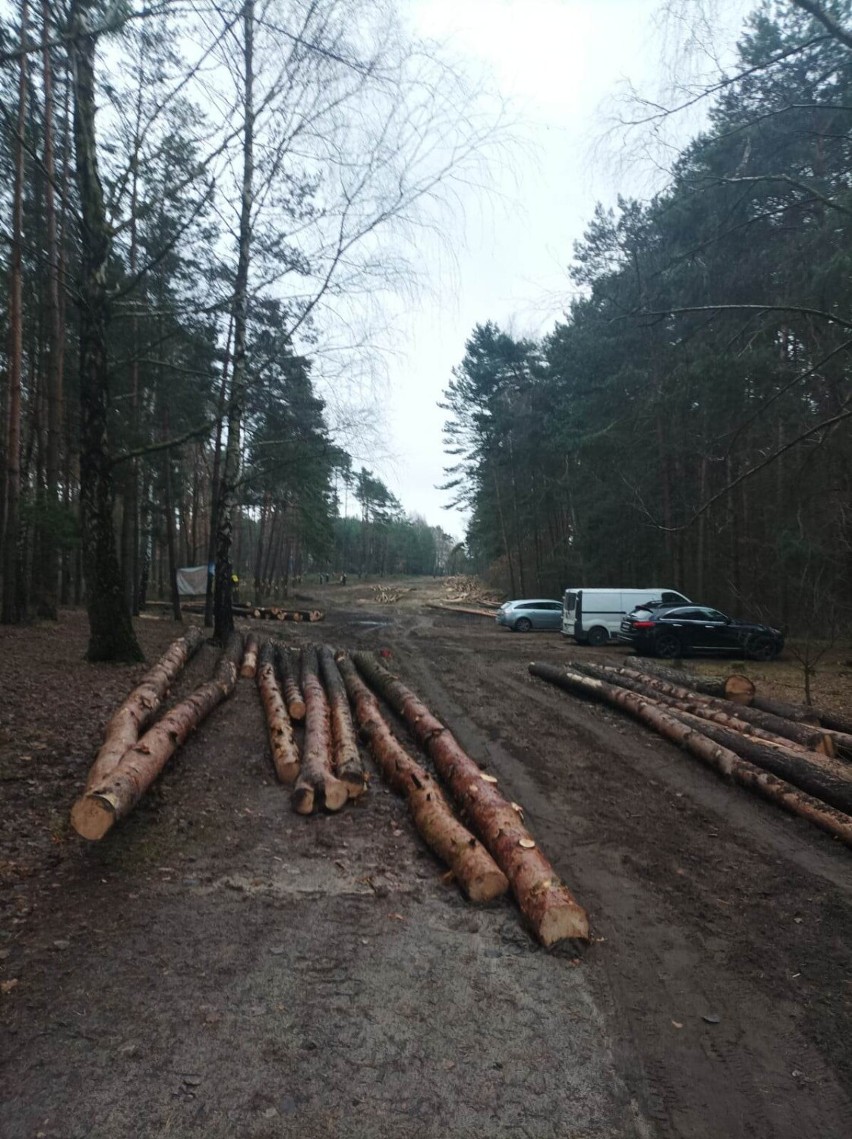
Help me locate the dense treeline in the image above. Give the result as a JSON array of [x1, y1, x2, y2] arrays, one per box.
[[0, 1, 490, 657], [443, 1, 852, 634]]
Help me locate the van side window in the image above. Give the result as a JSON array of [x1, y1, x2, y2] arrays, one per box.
[[662, 591, 689, 604]]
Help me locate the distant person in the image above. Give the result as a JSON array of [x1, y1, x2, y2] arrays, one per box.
[[231, 572, 240, 605], [340, 573, 347, 585]]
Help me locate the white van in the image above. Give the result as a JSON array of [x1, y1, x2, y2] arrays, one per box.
[[562, 587, 691, 646]]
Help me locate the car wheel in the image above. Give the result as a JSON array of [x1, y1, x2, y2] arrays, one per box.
[[654, 632, 682, 659], [747, 636, 779, 662], [514, 617, 533, 632], [586, 626, 609, 647]]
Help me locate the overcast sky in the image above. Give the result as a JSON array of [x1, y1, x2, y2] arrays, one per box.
[[340, 0, 753, 539]]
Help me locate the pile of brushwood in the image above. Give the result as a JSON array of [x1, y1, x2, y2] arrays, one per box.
[[442, 575, 503, 608], [530, 657, 852, 848], [370, 585, 407, 604], [70, 631, 590, 948]]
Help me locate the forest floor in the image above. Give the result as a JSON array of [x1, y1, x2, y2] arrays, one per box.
[[1, 577, 851, 1138]]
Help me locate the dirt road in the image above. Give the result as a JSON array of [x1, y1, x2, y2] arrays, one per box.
[[1, 583, 850, 1138]]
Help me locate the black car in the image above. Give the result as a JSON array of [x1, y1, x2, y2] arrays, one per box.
[[617, 605, 784, 661]]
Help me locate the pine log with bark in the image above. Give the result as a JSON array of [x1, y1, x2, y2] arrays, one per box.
[[575, 663, 811, 753], [622, 658, 755, 704], [240, 632, 260, 678], [83, 626, 205, 791], [749, 695, 821, 724], [751, 695, 852, 739], [275, 645, 306, 721], [291, 646, 348, 814], [319, 646, 366, 798], [336, 654, 507, 902], [71, 633, 243, 840], [662, 706, 852, 815], [257, 640, 299, 783], [578, 661, 834, 754], [352, 652, 589, 946], [529, 663, 852, 848]]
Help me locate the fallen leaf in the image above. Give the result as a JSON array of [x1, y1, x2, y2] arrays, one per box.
[[672, 1021, 683, 1029], [1, 979, 19, 994], [388, 912, 405, 921], [702, 1013, 720, 1025]]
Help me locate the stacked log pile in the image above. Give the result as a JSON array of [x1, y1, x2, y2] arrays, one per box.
[[336, 653, 509, 903], [249, 606, 324, 623], [351, 651, 590, 946], [71, 630, 593, 946], [251, 642, 588, 939], [180, 603, 324, 623], [529, 659, 852, 848]]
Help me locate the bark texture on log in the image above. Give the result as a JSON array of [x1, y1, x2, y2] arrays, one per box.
[[750, 696, 852, 748], [750, 695, 821, 725], [662, 706, 852, 815], [291, 645, 347, 814], [579, 661, 833, 754], [530, 663, 852, 848], [257, 640, 299, 783], [337, 654, 508, 902], [319, 646, 365, 798], [240, 632, 259, 678], [84, 626, 205, 790], [71, 633, 243, 840], [352, 652, 589, 945], [622, 657, 755, 704], [275, 645, 305, 720]]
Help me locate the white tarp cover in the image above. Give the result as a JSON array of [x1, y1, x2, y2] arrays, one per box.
[[176, 565, 210, 596]]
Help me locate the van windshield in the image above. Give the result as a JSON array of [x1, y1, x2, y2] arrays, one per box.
[[564, 591, 578, 614]]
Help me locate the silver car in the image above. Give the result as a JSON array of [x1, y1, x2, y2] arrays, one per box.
[[496, 598, 563, 632]]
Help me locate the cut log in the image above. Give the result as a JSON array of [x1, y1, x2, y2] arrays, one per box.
[[578, 660, 835, 755], [84, 626, 205, 791], [336, 654, 508, 903], [425, 603, 499, 619], [257, 641, 300, 783], [661, 706, 852, 815], [351, 651, 589, 946], [747, 692, 852, 738], [622, 657, 755, 704], [572, 662, 812, 752], [749, 695, 820, 725], [318, 646, 366, 799], [275, 645, 306, 721], [71, 633, 244, 840], [812, 707, 852, 738], [291, 646, 348, 814], [240, 632, 260, 679], [529, 662, 852, 848]]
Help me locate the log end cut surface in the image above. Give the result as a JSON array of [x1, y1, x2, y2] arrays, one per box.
[[69, 793, 117, 841]]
